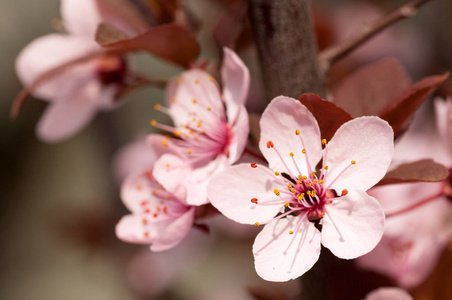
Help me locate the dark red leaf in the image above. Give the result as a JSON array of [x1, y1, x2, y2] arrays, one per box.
[[333, 57, 412, 118], [377, 159, 449, 186], [99, 23, 200, 68], [379, 72, 449, 139], [298, 93, 352, 142]]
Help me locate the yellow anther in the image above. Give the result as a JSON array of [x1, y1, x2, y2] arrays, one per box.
[[289, 230, 294, 234], [274, 189, 280, 196], [209, 77, 214, 81], [307, 183, 312, 187], [150, 120, 157, 126], [193, 99, 197, 104], [287, 184, 292, 188], [322, 139, 327, 145], [207, 107, 211, 111], [197, 123, 202, 128], [302, 149, 306, 154], [311, 172, 316, 177], [297, 180, 302, 184], [195, 79, 200, 84], [302, 176, 307, 180], [255, 222, 260, 226], [187, 149, 192, 154], [171, 97, 177, 103], [319, 180, 324, 184], [166, 163, 170, 168], [307, 190, 311, 196], [311, 190, 316, 196], [351, 160, 356, 165], [313, 180, 318, 184], [274, 171, 280, 176], [136, 185, 143, 190], [295, 129, 300, 135], [174, 131, 181, 137], [154, 104, 161, 111], [324, 166, 329, 170], [176, 77, 182, 83], [161, 140, 169, 147], [290, 152, 294, 157], [290, 189, 295, 193], [285, 202, 290, 207]]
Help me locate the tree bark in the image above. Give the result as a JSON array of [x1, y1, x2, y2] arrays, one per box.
[[248, 0, 325, 101]]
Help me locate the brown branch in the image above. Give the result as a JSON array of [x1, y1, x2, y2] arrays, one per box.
[[320, 0, 436, 71]]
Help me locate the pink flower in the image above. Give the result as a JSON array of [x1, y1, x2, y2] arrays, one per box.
[[207, 96, 394, 281], [115, 138, 196, 251], [16, 0, 129, 142], [365, 287, 413, 300], [149, 48, 250, 206]]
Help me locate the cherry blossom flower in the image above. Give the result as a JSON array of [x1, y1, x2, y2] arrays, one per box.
[[357, 97, 452, 288], [149, 48, 250, 206], [16, 0, 130, 142], [207, 96, 394, 281], [365, 287, 413, 300], [115, 138, 196, 251]]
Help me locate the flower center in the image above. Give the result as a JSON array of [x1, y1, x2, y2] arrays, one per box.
[[95, 55, 127, 85]]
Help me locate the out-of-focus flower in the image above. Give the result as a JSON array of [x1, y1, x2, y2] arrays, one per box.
[[208, 96, 394, 281], [149, 47, 250, 206], [16, 0, 131, 142], [357, 97, 452, 289], [365, 287, 413, 300]]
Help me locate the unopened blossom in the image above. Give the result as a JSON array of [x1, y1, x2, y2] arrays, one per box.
[[365, 287, 413, 300], [16, 0, 131, 142], [208, 96, 394, 281], [115, 138, 196, 251], [149, 48, 250, 206], [357, 97, 452, 288]]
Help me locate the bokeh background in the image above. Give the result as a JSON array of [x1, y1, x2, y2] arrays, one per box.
[[1, 0, 451, 299]]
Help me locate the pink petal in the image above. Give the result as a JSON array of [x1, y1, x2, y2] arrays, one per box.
[[227, 105, 249, 163], [152, 154, 189, 202], [146, 134, 185, 158], [36, 90, 99, 142], [324, 116, 394, 192], [221, 47, 250, 123], [185, 155, 229, 206], [253, 216, 321, 282], [365, 287, 413, 300], [120, 170, 161, 214], [321, 189, 385, 259], [207, 164, 287, 225], [259, 96, 322, 177], [115, 214, 174, 244], [165, 69, 225, 127], [15, 34, 98, 99], [151, 208, 195, 252], [61, 0, 102, 37]]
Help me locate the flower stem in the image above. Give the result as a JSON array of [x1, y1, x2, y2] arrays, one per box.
[[385, 191, 444, 218]]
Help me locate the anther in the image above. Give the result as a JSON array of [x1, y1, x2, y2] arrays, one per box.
[[144, 232, 149, 237], [255, 222, 260, 226], [174, 131, 181, 137], [150, 120, 157, 126], [311, 172, 316, 177], [209, 77, 214, 81], [250, 162, 257, 168], [351, 160, 356, 165], [295, 130, 300, 135], [274, 171, 280, 176], [322, 139, 327, 145], [141, 201, 147, 206], [145, 208, 151, 213], [176, 77, 182, 83], [302, 149, 306, 154], [289, 230, 294, 234], [318, 211, 325, 218], [166, 163, 170, 168], [287, 184, 292, 188], [251, 198, 258, 204], [154, 104, 161, 111], [267, 141, 274, 148], [290, 152, 294, 157], [195, 79, 200, 84], [274, 189, 280, 196], [341, 189, 348, 196], [193, 99, 197, 104], [153, 213, 158, 218], [136, 185, 143, 190], [324, 166, 328, 170], [313, 180, 318, 184], [142, 218, 148, 224], [285, 202, 290, 207], [290, 188, 295, 193], [319, 180, 324, 184], [207, 107, 211, 111], [171, 97, 177, 103], [187, 149, 192, 154]]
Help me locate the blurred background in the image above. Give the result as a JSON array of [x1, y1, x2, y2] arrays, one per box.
[[1, 0, 451, 299]]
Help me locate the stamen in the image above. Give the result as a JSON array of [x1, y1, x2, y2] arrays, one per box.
[[251, 198, 258, 204], [341, 189, 348, 196], [274, 189, 281, 196], [250, 162, 257, 168], [267, 141, 274, 148], [255, 222, 260, 226]]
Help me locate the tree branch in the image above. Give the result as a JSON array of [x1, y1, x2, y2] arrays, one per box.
[[320, 0, 436, 71]]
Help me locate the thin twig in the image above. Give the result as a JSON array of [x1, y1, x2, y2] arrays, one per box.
[[320, 0, 436, 71]]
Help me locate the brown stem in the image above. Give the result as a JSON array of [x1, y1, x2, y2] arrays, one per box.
[[320, 0, 436, 71], [385, 190, 443, 218], [248, 0, 325, 100]]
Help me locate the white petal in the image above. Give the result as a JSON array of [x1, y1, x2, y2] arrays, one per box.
[[227, 105, 249, 163], [207, 164, 285, 225], [259, 96, 322, 177], [61, 0, 102, 37], [253, 216, 321, 282], [321, 190, 385, 259], [324, 116, 394, 192]]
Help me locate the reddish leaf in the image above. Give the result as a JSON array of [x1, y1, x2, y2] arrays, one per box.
[[298, 93, 352, 142], [99, 23, 200, 68], [333, 57, 411, 118], [95, 0, 152, 33], [95, 23, 128, 45], [379, 72, 449, 139], [377, 159, 449, 186], [193, 223, 210, 235], [213, 0, 248, 50]]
